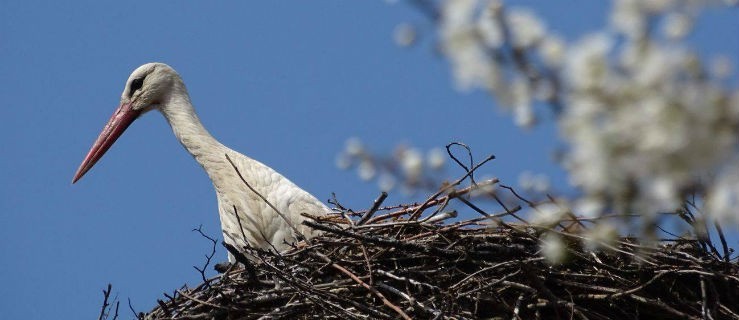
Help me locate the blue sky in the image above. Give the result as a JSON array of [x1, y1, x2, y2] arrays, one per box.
[[1, 2, 737, 319]]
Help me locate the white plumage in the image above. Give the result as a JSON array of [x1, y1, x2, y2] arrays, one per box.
[[73, 63, 328, 259]]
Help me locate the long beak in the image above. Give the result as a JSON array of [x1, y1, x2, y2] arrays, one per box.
[[72, 103, 141, 183]]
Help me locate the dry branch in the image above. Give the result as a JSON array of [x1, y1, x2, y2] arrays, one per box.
[[139, 182, 739, 319]]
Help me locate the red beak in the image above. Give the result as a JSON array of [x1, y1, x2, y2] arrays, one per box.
[[72, 103, 141, 183]]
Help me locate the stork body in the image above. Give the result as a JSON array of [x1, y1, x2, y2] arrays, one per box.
[[73, 63, 327, 258]]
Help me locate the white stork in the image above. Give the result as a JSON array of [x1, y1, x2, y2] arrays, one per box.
[[73, 63, 328, 259]]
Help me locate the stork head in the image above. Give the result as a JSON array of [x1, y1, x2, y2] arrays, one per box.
[[72, 63, 181, 183]]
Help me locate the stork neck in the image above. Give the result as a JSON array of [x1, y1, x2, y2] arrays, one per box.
[[159, 88, 227, 178]]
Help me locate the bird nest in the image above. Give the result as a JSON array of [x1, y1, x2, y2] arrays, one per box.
[[124, 180, 738, 320], [98, 152, 738, 320]]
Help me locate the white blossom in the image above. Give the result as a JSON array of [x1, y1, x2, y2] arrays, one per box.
[[427, 148, 447, 170], [441, 0, 492, 91], [335, 152, 351, 170], [610, 0, 647, 39], [470, 176, 498, 197], [511, 76, 534, 127], [710, 55, 733, 79], [643, 0, 674, 12], [519, 171, 535, 190], [583, 222, 618, 252], [393, 23, 417, 47], [428, 0, 739, 228], [400, 148, 424, 181], [530, 202, 567, 227], [532, 175, 550, 193], [707, 164, 739, 224], [345, 137, 364, 156], [539, 35, 566, 68], [507, 8, 545, 48], [573, 198, 604, 219], [557, 3, 739, 217], [378, 173, 397, 192], [645, 177, 679, 212], [661, 12, 692, 40], [519, 171, 549, 192], [541, 233, 567, 265], [438, 1, 555, 128], [358, 160, 376, 181], [564, 33, 613, 91], [476, 1, 504, 48]]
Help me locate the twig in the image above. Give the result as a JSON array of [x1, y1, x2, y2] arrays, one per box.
[[177, 289, 231, 310], [628, 294, 701, 320], [232, 205, 251, 247], [446, 142, 476, 185], [304, 220, 460, 258], [408, 154, 495, 221], [366, 178, 498, 224], [313, 252, 412, 320], [376, 282, 442, 317], [222, 241, 258, 282], [358, 191, 388, 225], [713, 220, 730, 262], [127, 298, 141, 320], [97, 284, 117, 320], [192, 225, 217, 285]]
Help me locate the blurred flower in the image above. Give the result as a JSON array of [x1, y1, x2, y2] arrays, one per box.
[[645, 177, 679, 212], [470, 176, 497, 197], [541, 232, 567, 265], [378, 173, 396, 192], [583, 222, 619, 252], [707, 164, 739, 224], [507, 8, 545, 48], [439, 1, 559, 129], [440, 0, 500, 91], [564, 33, 613, 91], [477, 1, 503, 48], [511, 76, 535, 128], [400, 148, 424, 182], [661, 12, 692, 40], [539, 35, 566, 68], [710, 55, 733, 79], [531, 174, 550, 193], [573, 198, 604, 219], [358, 160, 376, 181], [335, 152, 351, 170], [371, 0, 739, 230], [393, 23, 417, 47], [610, 0, 647, 39], [427, 148, 447, 170], [519, 171, 534, 190], [560, 9, 738, 217], [345, 137, 364, 156], [519, 171, 550, 193], [337, 141, 456, 193], [530, 202, 567, 227]]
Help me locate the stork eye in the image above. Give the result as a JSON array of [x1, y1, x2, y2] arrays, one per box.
[[129, 77, 145, 96]]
